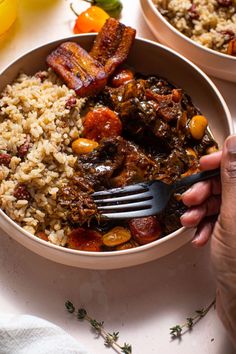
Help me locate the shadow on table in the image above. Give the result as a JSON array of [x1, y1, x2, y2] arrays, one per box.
[[0, 232, 234, 354]]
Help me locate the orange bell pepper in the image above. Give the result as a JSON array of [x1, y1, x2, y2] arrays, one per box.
[[72, 5, 110, 34]]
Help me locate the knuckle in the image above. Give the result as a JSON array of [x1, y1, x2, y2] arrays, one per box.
[[224, 161, 236, 179], [192, 205, 206, 225]]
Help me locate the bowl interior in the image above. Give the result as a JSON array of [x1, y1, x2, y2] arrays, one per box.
[[0, 35, 232, 267], [1, 35, 231, 146]]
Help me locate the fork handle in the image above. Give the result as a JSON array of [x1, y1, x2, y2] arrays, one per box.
[[173, 168, 220, 191]]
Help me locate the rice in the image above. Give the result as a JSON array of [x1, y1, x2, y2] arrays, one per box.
[[153, 0, 236, 54], [0, 70, 86, 246]]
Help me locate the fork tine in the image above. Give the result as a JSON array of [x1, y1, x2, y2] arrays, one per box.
[[101, 209, 154, 219], [94, 191, 152, 204], [92, 183, 148, 198], [97, 200, 152, 212]]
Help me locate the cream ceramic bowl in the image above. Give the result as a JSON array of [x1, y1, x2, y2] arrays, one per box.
[[0, 35, 233, 269], [140, 0, 236, 82]]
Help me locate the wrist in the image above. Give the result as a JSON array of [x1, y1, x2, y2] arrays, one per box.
[[216, 288, 236, 348]]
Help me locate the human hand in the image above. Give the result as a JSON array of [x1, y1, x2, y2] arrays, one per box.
[[181, 135, 236, 346], [181, 150, 222, 247]]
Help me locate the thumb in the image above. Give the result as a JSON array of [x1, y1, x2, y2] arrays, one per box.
[[220, 135, 236, 233]]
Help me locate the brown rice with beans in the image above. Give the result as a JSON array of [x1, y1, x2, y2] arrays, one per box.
[[153, 0, 236, 55], [0, 70, 86, 246]]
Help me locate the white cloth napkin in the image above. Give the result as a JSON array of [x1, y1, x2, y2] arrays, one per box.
[[0, 315, 91, 354]]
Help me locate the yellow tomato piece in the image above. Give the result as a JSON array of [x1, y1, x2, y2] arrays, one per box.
[[185, 147, 197, 158], [0, 0, 18, 35], [116, 239, 138, 251], [103, 226, 131, 247], [72, 138, 99, 155], [189, 115, 208, 140], [206, 145, 218, 154], [73, 6, 110, 34]]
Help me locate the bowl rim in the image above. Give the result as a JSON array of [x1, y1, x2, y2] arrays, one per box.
[[146, 0, 236, 62], [0, 34, 233, 259], [0, 207, 188, 258]]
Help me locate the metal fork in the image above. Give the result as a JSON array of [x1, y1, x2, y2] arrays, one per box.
[[92, 168, 220, 219]]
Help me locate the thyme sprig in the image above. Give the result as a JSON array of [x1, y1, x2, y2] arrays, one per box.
[[170, 298, 216, 339], [65, 301, 132, 354]]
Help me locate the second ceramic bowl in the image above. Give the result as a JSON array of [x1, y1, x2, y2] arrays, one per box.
[[140, 0, 236, 82]]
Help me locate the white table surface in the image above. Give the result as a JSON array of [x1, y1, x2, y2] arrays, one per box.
[[0, 1, 236, 353]]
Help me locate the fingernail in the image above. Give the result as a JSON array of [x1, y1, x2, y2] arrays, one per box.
[[180, 210, 191, 220], [226, 135, 236, 154], [182, 186, 193, 197], [180, 210, 194, 226], [191, 232, 201, 248], [192, 237, 201, 248]]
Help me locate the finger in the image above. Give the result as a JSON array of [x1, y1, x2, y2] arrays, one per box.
[[219, 135, 236, 233], [192, 216, 216, 248], [181, 195, 221, 227], [182, 178, 221, 207], [182, 180, 211, 207], [200, 151, 222, 170]]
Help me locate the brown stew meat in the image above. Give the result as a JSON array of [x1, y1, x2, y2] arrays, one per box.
[[58, 72, 217, 252]]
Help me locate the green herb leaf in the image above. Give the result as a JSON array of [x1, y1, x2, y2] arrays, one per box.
[[65, 302, 131, 353], [195, 308, 205, 317], [65, 300, 75, 314], [186, 317, 194, 328], [77, 308, 87, 320], [111, 331, 119, 341], [104, 334, 114, 347], [169, 298, 216, 340], [90, 319, 104, 331], [170, 325, 182, 338], [104, 331, 120, 346], [121, 343, 132, 354]]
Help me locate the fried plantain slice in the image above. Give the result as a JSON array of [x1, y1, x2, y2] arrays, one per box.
[[90, 18, 136, 75], [46, 42, 108, 97]]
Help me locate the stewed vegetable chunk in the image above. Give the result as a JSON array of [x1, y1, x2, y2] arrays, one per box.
[[129, 216, 161, 245]]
